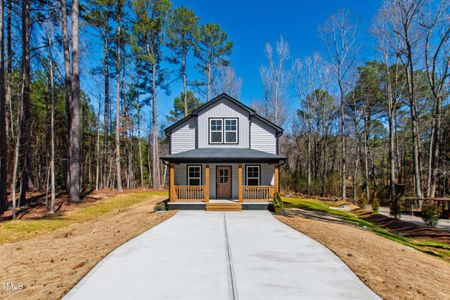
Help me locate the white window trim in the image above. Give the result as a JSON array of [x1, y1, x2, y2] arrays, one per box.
[[209, 118, 239, 144], [209, 118, 223, 144], [246, 165, 260, 186], [224, 119, 238, 143], [187, 165, 202, 186]]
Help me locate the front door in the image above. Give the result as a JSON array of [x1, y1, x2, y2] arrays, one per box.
[[216, 166, 232, 199]]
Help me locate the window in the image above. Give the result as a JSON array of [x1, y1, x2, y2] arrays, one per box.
[[219, 168, 229, 183], [225, 119, 237, 143], [246, 165, 260, 186], [187, 166, 202, 186], [209, 118, 238, 144], [210, 119, 223, 143]]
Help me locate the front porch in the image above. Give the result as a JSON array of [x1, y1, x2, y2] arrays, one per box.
[[167, 163, 279, 211]]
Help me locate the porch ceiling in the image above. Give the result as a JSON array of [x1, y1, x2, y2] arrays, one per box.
[[161, 148, 287, 163]]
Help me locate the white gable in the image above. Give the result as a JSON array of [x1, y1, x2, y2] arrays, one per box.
[[169, 95, 280, 155], [197, 98, 249, 148]]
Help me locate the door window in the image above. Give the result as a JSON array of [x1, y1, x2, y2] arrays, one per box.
[[219, 168, 229, 183]]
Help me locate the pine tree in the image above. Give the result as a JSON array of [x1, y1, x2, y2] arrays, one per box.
[[166, 6, 198, 117]]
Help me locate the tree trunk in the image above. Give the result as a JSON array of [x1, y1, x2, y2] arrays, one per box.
[[151, 64, 160, 189], [11, 104, 21, 219], [307, 123, 312, 196], [102, 35, 110, 188], [114, 10, 122, 192], [0, 0, 7, 213], [182, 57, 188, 116], [137, 103, 144, 188], [364, 114, 370, 202], [6, 0, 12, 138], [69, 0, 81, 202], [95, 92, 102, 190], [427, 95, 442, 198], [338, 76, 346, 200], [18, 0, 31, 205], [207, 61, 211, 101], [60, 0, 72, 197], [47, 26, 56, 214]]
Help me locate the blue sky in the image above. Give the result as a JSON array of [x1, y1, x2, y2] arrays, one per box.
[[169, 0, 381, 104], [82, 0, 383, 132]]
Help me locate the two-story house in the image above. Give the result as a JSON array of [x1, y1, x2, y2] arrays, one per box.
[[161, 93, 286, 211]]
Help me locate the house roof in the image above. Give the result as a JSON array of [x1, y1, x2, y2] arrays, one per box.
[[161, 148, 287, 163], [164, 93, 284, 136]]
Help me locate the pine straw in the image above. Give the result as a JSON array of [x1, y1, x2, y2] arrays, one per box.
[[0, 193, 175, 300]]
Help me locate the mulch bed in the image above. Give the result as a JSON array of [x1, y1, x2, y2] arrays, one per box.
[[360, 212, 450, 244]]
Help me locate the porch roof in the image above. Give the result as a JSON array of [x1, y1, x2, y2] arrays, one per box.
[[161, 148, 287, 163]]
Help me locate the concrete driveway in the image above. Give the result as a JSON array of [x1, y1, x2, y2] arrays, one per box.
[[65, 211, 380, 300]]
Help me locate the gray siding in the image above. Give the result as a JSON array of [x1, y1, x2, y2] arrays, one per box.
[[170, 118, 196, 154], [174, 163, 274, 199], [250, 118, 277, 154], [197, 99, 249, 148]]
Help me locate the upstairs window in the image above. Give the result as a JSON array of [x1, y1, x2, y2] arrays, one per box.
[[246, 165, 260, 186], [209, 118, 238, 144], [225, 119, 238, 143], [187, 165, 202, 186], [210, 119, 223, 143]]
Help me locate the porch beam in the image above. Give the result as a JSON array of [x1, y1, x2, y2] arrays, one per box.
[[274, 164, 279, 194], [169, 163, 175, 202], [238, 164, 243, 202], [205, 164, 209, 203]]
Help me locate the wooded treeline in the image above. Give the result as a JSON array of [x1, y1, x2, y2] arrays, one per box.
[[0, 0, 448, 217], [0, 0, 237, 216], [268, 1, 450, 208]]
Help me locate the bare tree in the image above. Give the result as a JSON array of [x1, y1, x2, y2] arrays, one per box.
[[212, 65, 242, 98], [293, 54, 323, 195], [386, 0, 425, 200], [260, 36, 290, 126], [320, 9, 358, 201], [420, 0, 450, 197], [374, 6, 399, 206], [44, 20, 56, 213]]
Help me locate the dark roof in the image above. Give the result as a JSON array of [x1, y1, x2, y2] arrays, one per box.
[[164, 93, 284, 136], [161, 148, 287, 163]]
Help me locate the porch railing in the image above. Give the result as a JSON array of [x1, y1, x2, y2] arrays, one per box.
[[173, 185, 206, 202], [242, 185, 275, 202]]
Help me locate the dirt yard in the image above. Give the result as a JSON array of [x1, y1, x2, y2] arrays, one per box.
[[0, 194, 175, 300], [277, 212, 450, 300]]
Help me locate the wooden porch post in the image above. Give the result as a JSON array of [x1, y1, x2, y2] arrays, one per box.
[[205, 164, 209, 203], [238, 164, 243, 203], [169, 164, 175, 202], [274, 164, 279, 194]]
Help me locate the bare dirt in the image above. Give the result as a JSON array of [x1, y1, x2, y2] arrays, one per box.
[[0, 195, 176, 300], [276, 213, 450, 300], [0, 188, 156, 222]]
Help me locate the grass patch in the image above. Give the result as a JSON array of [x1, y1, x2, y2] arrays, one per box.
[[283, 197, 450, 260], [0, 191, 168, 244]]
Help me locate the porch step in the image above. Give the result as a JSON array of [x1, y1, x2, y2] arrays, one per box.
[[205, 202, 242, 211]]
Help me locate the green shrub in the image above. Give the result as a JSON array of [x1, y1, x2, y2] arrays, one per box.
[[358, 192, 367, 209], [372, 192, 379, 214], [280, 208, 293, 217], [153, 202, 166, 212], [390, 195, 403, 219], [421, 204, 440, 227], [272, 192, 284, 214]]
